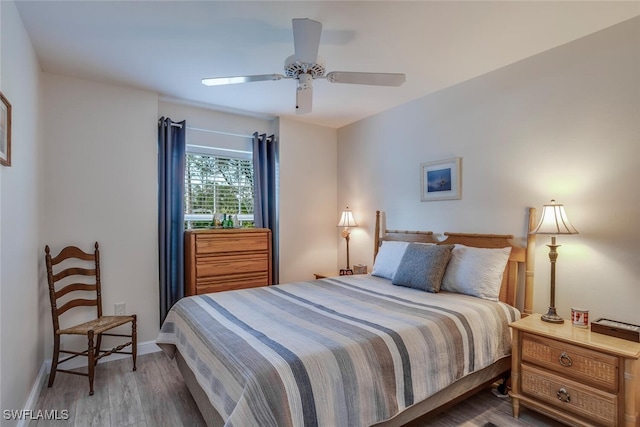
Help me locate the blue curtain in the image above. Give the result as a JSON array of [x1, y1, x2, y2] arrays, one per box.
[[253, 133, 279, 284], [158, 117, 186, 325]]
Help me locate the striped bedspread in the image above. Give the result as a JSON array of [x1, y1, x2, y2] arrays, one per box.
[[156, 274, 520, 427]]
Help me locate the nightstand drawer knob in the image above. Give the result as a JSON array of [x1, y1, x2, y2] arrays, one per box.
[[556, 387, 571, 403], [558, 351, 573, 367]]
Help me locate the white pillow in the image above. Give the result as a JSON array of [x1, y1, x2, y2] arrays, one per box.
[[371, 241, 410, 280], [441, 244, 512, 301]]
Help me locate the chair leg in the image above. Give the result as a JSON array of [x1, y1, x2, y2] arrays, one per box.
[[131, 314, 137, 371], [48, 334, 60, 388], [87, 330, 95, 396], [94, 333, 102, 365]]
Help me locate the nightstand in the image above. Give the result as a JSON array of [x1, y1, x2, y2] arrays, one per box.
[[314, 272, 338, 279], [509, 314, 640, 427], [314, 271, 365, 279]]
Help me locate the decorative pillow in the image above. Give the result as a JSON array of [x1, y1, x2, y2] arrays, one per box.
[[371, 241, 410, 280], [441, 244, 512, 301], [392, 244, 454, 292]]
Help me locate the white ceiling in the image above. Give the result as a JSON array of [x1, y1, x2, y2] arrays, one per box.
[[14, 1, 640, 128]]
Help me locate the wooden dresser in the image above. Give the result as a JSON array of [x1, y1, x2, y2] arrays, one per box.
[[184, 228, 272, 296], [510, 314, 640, 427]]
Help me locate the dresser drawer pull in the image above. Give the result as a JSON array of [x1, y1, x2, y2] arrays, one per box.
[[558, 351, 573, 367], [556, 387, 571, 403]]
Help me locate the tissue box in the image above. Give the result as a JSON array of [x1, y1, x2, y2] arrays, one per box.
[[353, 264, 367, 274]]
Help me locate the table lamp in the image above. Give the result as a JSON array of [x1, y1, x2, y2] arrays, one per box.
[[337, 207, 358, 269], [531, 200, 578, 323]]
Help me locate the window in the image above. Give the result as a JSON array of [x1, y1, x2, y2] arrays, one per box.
[[184, 147, 254, 229]]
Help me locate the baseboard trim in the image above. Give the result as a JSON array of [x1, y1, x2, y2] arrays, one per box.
[[18, 341, 161, 427], [15, 362, 48, 427]]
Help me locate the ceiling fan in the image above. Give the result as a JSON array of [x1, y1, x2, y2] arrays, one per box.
[[202, 18, 406, 114]]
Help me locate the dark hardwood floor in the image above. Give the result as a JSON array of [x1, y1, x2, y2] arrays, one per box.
[[30, 351, 564, 426]]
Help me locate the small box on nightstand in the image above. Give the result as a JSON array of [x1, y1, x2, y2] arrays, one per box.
[[591, 318, 640, 342], [353, 264, 367, 274]]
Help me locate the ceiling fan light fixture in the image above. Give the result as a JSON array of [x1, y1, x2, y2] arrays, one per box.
[[284, 55, 325, 78]]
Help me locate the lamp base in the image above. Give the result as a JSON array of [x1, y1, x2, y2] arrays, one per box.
[[541, 308, 564, 324]]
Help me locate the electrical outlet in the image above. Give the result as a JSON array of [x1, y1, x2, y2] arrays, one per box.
[[114, 303, 126, 316]]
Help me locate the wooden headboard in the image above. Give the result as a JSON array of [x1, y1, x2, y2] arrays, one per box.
[[373, 209, 537, 315]]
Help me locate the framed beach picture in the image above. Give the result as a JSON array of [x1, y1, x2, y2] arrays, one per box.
[[0, 92, 11, 167], [420, 157, 461, 201]]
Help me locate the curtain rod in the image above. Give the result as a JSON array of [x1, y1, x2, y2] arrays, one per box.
[[170, 122, 253, 139]]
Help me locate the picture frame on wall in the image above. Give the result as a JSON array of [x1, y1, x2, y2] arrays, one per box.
[[0, 92, 11, 167], [420, 157, 461, 201]]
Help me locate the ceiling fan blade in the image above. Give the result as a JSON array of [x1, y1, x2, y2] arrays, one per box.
[[202, 74, 284, 86], [326, 72, 406, 86], [296, 73, 313, 114], [292, 18, 322, 64]]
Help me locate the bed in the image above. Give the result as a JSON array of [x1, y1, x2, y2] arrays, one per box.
[[157, 209, 537, 426]]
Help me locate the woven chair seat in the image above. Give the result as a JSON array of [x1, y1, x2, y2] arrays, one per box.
[[58, 315, 135, 335]]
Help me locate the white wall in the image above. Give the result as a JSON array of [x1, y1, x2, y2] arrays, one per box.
[[42, 74, 159, 355], [0, 0, 43, 420], [338, 17, 640, 325], [278, 118, 338, 283]]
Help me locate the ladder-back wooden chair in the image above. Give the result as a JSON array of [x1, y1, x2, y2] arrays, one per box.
[[45, 242, 136, 396]]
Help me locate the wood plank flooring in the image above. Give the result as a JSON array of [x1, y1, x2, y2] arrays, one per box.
[[31, 351, 564, 427]]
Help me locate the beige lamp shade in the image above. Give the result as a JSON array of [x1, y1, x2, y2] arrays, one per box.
[[531, 200, 578, 235], [337, 208, 358, 228]]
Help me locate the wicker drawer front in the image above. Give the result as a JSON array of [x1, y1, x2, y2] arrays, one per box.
[[521, 364, 617, 426], [522, 333, 618, 392], [195, 232, 268, 255], [196, 254, 268, 278]]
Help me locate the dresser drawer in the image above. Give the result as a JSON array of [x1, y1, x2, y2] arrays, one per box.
[[521, 364, 617, 426], [195, 272, 269, 294], [196, 253, 269, 278], [195, 232, 269, 255], [522, 333, 618, 392]]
